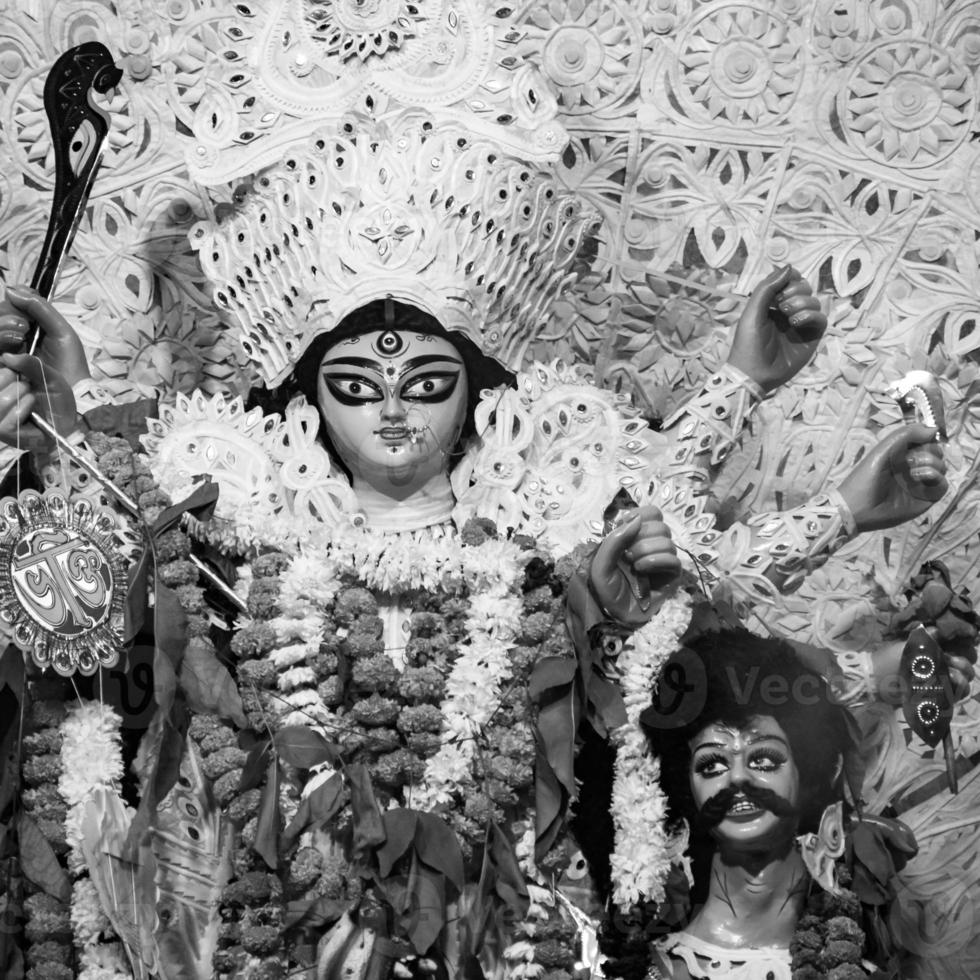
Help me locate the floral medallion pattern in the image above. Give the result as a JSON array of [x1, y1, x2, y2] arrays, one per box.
[[519, 0, 645, 118], [673, 3, 804, 124], [840, 40, 975, 167]]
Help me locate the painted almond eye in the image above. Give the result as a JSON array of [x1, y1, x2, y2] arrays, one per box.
[[323, 374, 383, 402], [402, 372, 458, 400]]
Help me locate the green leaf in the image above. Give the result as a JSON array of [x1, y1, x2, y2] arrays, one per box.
[[152, 582, 187, 718], [253, 757, 280, 869], [81, 397, 158, 450], [284, 895, 350, 930], [16, 812, 70, 903], [404, 854, 445, 953], [152, 711, 188, 805], [0, 943, 23, 980], [415, 813, 464, 892], [152, 480, 219, 538], [123, 548, 149, 641], [179, 638, 247, 728], [467, 845, 494, 956], [378, 809, 417, 878], [123, 711, 187, 861], [273, 726, 339, 769], [238, 740, 271, 793], [282, 773, 346, 849], [461, 955, 487, 980], [534, 728, 569, 861], [487, 821, 528, 915], [852, 824, 894, 886], [0, 646, 25, 700], [528, 657, 577, 700], [587, 676, 627, 735], [537, 681, 579, 798], [348, 764, 385, 852]]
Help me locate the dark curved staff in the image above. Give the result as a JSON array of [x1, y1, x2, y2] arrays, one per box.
[[22, 44, 246, 613], [27, 41, 122, 344]]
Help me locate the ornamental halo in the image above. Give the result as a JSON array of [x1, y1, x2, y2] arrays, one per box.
[[141, 391, 357, 552]]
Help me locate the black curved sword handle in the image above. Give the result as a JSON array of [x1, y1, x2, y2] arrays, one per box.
[[28, 41, 122, 341]]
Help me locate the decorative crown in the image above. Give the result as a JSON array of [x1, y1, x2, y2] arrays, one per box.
[[191, 110, 598, 387]]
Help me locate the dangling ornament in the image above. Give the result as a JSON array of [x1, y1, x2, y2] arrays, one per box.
[[0, 489, 126, 675]]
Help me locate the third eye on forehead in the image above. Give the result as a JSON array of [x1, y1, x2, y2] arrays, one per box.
[[320, 354, 463, 379]]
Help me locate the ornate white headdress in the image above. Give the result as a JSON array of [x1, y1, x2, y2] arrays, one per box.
[[191, 110, 598, 387]]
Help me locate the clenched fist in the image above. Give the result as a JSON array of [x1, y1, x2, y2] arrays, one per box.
[[589, 505, 682, 630]]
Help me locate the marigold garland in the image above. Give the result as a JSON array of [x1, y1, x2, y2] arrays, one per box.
[[208, 553, 290, 980], [790, 863, 870, 980], [89, 433, 295, 978], [73, 430, 690, 980], [21, 675, 72, 980], [230, 517, 583, 975]]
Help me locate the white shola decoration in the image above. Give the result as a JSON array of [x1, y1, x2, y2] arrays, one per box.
[[190, 111, 597, 386]]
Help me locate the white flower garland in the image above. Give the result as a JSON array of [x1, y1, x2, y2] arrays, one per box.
[[321, 523, 482, 593], [410, 536, 524, 810], [609, 591, 693, 910], [59, 701, 132, 980], [265, 550, 341, 727]]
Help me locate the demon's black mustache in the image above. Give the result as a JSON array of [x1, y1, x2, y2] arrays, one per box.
[[696, 782, 799, 830]]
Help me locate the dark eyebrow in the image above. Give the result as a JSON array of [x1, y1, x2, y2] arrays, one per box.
[[691, 733, 789, 753], [746, 733, 789, 748], [321, 356, 382, 371], [320, 354, 463, 372], [401, 354, 463, 371], [692, 741, 729, 753]]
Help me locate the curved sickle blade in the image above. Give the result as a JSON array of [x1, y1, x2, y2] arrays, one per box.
[[29, 42, 122, 312]]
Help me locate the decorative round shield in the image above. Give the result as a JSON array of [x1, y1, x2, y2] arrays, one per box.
[[0, 490, 126, 676]]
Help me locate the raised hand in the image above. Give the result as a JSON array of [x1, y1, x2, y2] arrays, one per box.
[[0, 284, 88, 450], [727, 265, 827, 394], [589, 505, 682, 629], [836, 423, 947, 533]]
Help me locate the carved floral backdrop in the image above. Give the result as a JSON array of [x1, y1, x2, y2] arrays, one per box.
[[1, 0, 979, 976]]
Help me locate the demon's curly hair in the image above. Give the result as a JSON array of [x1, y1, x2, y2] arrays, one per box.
[[644, 629, 850, 834], [642, 628, 853, 905], [588, 629, 857, 978]]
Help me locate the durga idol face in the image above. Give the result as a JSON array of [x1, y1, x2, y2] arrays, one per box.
[[315, 329, 469, 497]]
